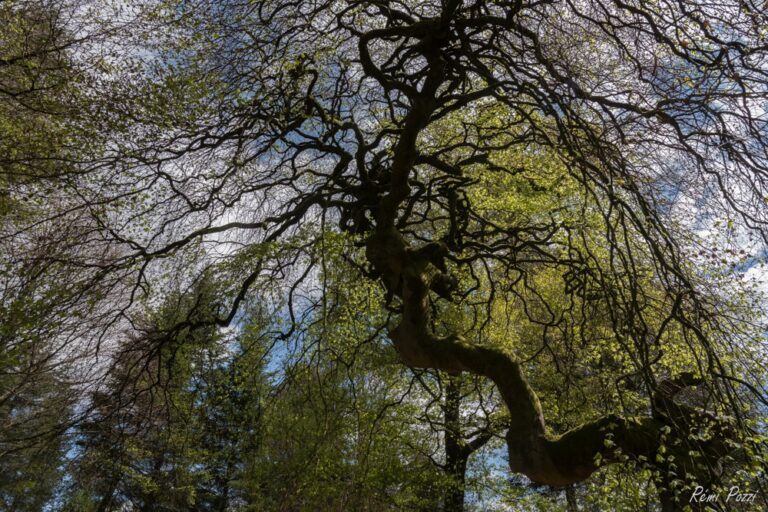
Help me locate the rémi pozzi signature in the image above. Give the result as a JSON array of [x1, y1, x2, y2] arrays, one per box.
[[690, 486, 757, 504]]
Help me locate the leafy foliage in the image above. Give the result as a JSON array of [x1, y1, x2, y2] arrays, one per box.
[[2, 0, 768, 511]]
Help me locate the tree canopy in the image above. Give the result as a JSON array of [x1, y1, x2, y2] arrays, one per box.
[[2, 0, 768, 510]]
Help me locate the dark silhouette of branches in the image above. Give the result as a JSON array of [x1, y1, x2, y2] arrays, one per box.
[[3, 1, 768, 509]]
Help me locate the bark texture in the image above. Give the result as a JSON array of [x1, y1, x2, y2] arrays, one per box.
[[366, 227, 665, 486]]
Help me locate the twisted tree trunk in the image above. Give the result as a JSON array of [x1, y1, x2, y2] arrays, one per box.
[[366, 227, 663, 487], [355, 5, 732, 509]]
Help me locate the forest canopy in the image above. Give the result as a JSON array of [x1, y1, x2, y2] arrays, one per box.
[[1, 0, 768, 510]]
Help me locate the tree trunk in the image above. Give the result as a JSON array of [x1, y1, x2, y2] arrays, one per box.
[[359, 0, 733, 489], [444, 376, 468, 512], [95, 482, 117, 512], [565, 485, 578, 512]]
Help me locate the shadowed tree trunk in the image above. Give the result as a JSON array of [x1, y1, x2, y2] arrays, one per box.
[[565, 485, 578, 512], [441, 375, 495, 512], [359, 3, 735, 497], [444, 376, 468, 512]]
